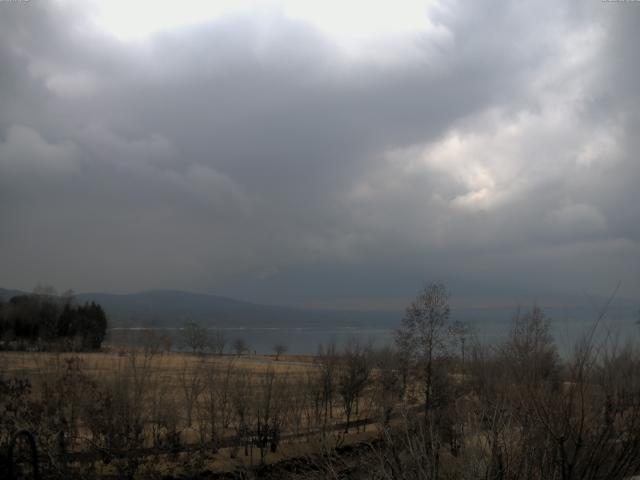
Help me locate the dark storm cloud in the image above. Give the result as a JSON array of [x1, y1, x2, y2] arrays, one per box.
[[0, 1, 638, 305]]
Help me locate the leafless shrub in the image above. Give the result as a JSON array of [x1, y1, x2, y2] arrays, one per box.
[[197, 359, 235, 448], [314, 342, 339, 430], [273, 343, 288, 360], [253, 367, 287, 462], [338, 339, 372, 433], [178, 358, 204, 428], [233, 338, 249, 356], [79, 349, 158, 479], [371, 346, 404, 426], [230, 367, 253, 459], [181, 321, 208, 354], [209, 329, 226, 356]]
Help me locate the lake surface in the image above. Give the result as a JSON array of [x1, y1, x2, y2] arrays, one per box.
[[107, 312, 638, 356], [108, 326, 396, 355]]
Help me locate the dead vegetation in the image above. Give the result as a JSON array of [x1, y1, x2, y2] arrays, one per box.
[[2, 284, 640, 479]]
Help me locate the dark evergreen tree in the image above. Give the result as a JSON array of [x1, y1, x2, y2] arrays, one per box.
[[0, 293, 108, 351]]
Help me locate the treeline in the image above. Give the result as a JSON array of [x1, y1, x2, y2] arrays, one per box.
[[0, 287, 107, 351], [359, 284, 640, 480]]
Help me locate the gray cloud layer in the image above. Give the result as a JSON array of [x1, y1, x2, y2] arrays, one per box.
[[0, 1, 638, 306]]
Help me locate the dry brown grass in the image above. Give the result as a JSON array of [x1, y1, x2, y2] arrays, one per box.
[[0, 350, 314, 375], [0, 349, 397, 478]]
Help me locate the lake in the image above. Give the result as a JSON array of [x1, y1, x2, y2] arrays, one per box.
[[107, 312, 638, 356]]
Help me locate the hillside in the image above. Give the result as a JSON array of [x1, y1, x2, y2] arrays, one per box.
[[1, 288, 636, 332], [1, 288, 395, 329]]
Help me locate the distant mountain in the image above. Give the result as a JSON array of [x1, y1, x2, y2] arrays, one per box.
[[1, 287, 637, 332], [1, 287, 392, 328], [75, 289, 396, 328], [0, 288, 24, 301]]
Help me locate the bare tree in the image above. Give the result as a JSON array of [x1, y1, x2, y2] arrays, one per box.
[[371, 346, 403, 425], [181, 321, 208, 354], [230, 368, 252, 458], [396, 283, 452, 412], [449, 320, 470, 372], [316, 342, 338, 429], [253, 368, 289, 462], [139, 327, 163, 356], [395, 283, 452, 478], [501, 305, 559, 384], [232, 338, 248, 356], [273, 343, 287, 360], [80, 348, 158, 478], [210, 329, 226, 356], [178, 359, 204, 428], [198, 359, 234, 448], [338, 339, 372, 432]]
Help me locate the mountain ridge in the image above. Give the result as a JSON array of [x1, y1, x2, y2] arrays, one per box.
[[1, 287, 637, 330], [0, 287, 397, 328]]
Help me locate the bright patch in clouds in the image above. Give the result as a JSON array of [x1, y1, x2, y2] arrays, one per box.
[[281, 0, 438, 39], [89, 0, 440, 45], [89, 0, 252, 40]]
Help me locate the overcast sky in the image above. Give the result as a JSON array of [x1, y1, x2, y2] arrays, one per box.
[[0, 0, 638, 308]]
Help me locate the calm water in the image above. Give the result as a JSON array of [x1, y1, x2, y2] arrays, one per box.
[[108, 326, 395, 355], [108, 313, 638, 356]]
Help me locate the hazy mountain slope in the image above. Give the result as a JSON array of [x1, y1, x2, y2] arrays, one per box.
[[1, 287, 636, 331], [0, 288, 24, 301], [76, 290, 395, 328]]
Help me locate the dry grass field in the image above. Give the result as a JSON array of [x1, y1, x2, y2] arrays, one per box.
[[0, 350, 316, 378], [4, 302, 640, 479], [0, 348, 392, 478]]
